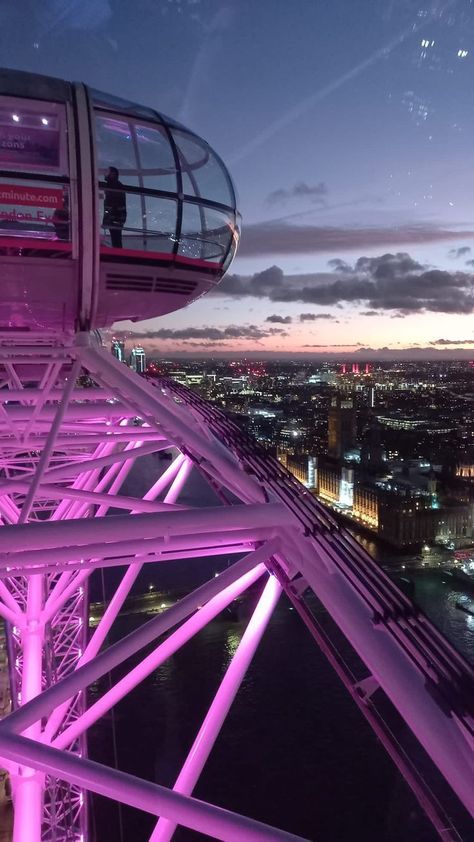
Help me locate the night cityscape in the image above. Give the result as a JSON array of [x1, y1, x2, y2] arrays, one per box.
[[112, 342, 474, 555]]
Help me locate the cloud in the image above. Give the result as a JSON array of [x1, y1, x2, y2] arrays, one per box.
[[361, 310, 378, 316], [430, 338, 474, 346], [265, 314, 292, 324], [327, 258, 352, 273], [266, 181, 327, 206], [448, 246, 471, 259], [114, 324, 287, 345], [302, 343, 360, 348], [466, 260, 474, 267], [299, 313, 335, 321], [238, 220, 474, 258], [215, 253, 474, 315]]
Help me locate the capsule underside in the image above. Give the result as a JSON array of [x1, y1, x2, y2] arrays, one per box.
[[0, 69, 240, 332]]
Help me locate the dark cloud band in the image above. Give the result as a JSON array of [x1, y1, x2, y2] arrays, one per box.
[[217, 252, 474, 315]]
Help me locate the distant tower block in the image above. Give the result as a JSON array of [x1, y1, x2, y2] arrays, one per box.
[[328, 392, 357, 459], [130, 345, 146, 374], [111, 338, 125, 362]]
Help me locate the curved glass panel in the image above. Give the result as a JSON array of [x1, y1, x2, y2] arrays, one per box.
[[90, 89, 159, 121], [94, 105, 237, 264], [179, 202, 233, 263], [135, 124, 177, 192], [100, 185, 176, 254], [172, 130, 234, 207], [203, 206, 234, 263], [223, 214, 240, 272], [95, 115, 136, 176], [143, 195, 176, 253]]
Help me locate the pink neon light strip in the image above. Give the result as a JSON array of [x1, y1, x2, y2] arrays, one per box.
[[151, 574, 282, 842]]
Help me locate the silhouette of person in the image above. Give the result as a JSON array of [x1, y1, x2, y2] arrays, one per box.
[[52, 187, 70, 241], [103, 166, 126, 248]]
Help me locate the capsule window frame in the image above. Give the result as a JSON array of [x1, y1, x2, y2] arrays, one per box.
[[93, 106, 239, 268]]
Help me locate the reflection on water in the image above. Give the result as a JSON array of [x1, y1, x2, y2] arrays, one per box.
[[225, 630, 242, 660], [409, 570, 474, 663], [347, 528, 474, 663]]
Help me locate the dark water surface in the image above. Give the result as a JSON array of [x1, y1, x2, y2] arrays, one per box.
[[88, 461, 474, 841]]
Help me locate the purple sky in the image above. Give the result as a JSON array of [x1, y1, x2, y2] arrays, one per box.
[[4, 0, 474, 357]]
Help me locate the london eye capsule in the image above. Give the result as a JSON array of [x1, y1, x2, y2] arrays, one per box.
[[0, 68, 240, 332]]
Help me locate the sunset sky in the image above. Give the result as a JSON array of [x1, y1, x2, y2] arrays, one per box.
[[4, 0, 474, 357]]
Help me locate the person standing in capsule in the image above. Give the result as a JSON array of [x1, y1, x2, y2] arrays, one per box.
[[103, 166, 127, 248]]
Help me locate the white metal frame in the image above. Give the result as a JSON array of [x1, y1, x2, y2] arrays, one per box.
[[0, 332, 471, 842]]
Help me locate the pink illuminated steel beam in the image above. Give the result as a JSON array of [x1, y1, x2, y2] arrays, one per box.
[[52, 438, 141, 522], [0, 731, 309, 842], [0, 580, 23, 617], [1, 544, 279, 737], [0, 388, 113, 402], [0, 543, 256, 578], [41, 438, 171, 619], [41, 569, 93, 626], [0, 601, 23, 627], [51, 563, 268, 749], [79, 346, 266, 504], [21, 360, 64, 442], [11, 358, 83, 841], [0, 400, 129, 419], [13, 573, 44, 842], [73, 454, 192, 667], [0, 526, 279, 574], [151, 573, 282, 842], [44, 545, 265, 749], [0, 440, 171, 496], [83, 453, 188, 625], [0, 503, 288, 554], [0, 479, 188, 514], [17, 358, 82, 525]]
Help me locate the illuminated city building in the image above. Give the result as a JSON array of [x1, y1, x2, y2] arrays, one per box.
[[353, 483, 379, 529], [111, 337, 125, 362], [327, 392, 357, 459], [130, 345, 146, 374], [456, 462, 474, 479], [377, 414, 455, 434], [279, 453, 317, 489], [317, 461, 341, 504]]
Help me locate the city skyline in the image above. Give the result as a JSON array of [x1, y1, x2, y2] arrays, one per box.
[[5, 0, 474, 356]]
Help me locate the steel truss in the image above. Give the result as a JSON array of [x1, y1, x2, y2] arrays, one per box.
[[0, 331, 471, 841]]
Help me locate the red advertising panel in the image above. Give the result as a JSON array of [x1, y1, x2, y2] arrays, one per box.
[[0, 184, 63, 208]]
